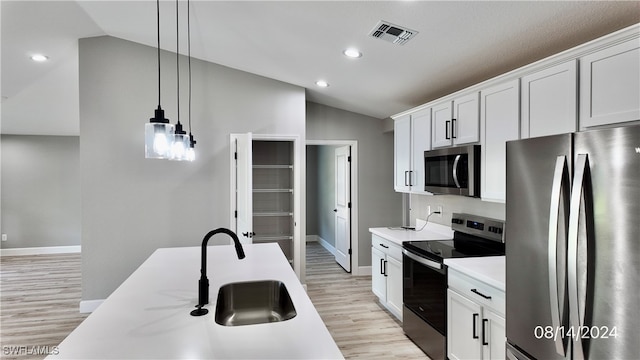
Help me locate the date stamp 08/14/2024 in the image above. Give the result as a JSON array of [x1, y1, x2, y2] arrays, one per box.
[[534, 325, 619, 342]]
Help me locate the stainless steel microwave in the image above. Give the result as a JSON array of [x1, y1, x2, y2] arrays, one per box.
[[424, 145, 480, 197]]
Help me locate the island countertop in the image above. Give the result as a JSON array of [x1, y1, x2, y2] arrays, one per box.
[[50, 243, 343, 359]]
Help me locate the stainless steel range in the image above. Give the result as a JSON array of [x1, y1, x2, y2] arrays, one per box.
[[402, 213, 505, 360]]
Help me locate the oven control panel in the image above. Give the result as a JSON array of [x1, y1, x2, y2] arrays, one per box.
[[451, 213, 505, 243]]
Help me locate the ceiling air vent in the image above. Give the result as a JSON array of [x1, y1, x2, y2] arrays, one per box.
[[369, 20, 418, 46]]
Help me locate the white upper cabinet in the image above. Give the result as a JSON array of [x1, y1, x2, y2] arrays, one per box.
[[480, 79, 520, 203], [394, 108, 431, 193], [394, 115, 412, 192], [521, 60, 577, 138], [432, 93, 480, 148], [580, 37, 640, 128], [453, 92, 481, 145]]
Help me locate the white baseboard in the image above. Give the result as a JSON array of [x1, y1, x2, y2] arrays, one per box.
[[307, 234, 336, 255], [79, 299, 104, 314], [356, 266, 372, 276], [0, 245, 81, 256]]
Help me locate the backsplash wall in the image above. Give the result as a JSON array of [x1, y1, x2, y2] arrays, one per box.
[[410, 194, 505, 227]]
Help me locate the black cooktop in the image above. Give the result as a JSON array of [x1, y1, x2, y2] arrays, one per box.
[[403, 232, 505, 262]]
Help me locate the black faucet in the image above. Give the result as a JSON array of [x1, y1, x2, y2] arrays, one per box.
[[190, 228, 245, 316]]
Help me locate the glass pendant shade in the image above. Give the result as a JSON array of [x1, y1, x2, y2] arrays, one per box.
[[186, 134, 196, 162], [169, 122, 189, 161], [145, 107, 174, 159]]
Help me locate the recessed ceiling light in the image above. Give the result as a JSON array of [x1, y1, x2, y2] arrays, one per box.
[[30, 54, 49, 62], [343, 48, 362, 58], [315, 80, 329, 88]]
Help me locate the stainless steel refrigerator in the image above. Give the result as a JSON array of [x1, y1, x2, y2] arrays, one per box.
[[505, 124, 639, 359]]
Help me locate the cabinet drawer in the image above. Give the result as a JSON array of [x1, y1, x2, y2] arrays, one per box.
[[371, 234, 402, 260], [448, 268, 504, 315]]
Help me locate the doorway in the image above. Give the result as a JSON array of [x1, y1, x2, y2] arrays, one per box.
[[306, 140, 359, 275]]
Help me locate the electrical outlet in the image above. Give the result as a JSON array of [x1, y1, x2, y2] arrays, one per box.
[[1, 234, 7, 242], [436, 205, 443, 217]]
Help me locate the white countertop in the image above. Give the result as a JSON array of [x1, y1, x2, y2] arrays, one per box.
[[50, 243, 343, 359], [369, 220, 454, 246], [444, 256, 506, 291]]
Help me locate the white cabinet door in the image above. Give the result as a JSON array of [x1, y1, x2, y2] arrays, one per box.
[[482, 308, 506, 360], [371, 247, 386, 301], [453, 92, 480, 145], [432, 100, 454, 148], [480, 79, 520, 202], [521, 60, 577, 138], [448, 289, 482, 360], [580, 38, 640, 128], [385, 255, 403, 319], [394, 115, 412, 192], [410, 108, 431, 193]]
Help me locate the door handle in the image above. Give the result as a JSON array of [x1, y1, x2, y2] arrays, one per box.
[[482, 319, 489, 346], [383, 260, 388, 277], [380, 258, 385, 275], [333, 209, 338, 212], [452, 118, 457, 139], [471, 288, 492, 300], [445, 120, 451, 140], [472, 313, 479, 339], [548, 156, 569, 356], [568, 154, 590, 360], [452, 155, 462, 188], [404, 171, 409, 186]]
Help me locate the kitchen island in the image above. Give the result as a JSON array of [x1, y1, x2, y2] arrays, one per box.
[[49, 243, 343, 359]]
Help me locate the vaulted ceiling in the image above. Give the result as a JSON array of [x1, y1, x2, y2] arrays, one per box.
[[2, 1, 638, 135]]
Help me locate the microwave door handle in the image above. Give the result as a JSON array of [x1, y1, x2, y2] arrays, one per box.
[[452, 154, 462, 188], [568, 154, 590, 360], [548, 156, 569, 356]]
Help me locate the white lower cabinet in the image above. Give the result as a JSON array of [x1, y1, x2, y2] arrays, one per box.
[[447, 269, 505, 360], [371, 234, 403, 320]]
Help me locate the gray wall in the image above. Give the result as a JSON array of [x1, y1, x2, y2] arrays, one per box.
[[0, 135, 80, 248], [316, 145, 339, 246], [305, 146, 318, 236], [410, 194, 506, 225], [79, 36, 305, 301], [306, 102, 402, 267], [305, 144, 339, 246]]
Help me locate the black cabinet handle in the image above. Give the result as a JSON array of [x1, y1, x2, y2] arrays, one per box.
[[471, 288, 492, 299], [383, 260, 388, 277], [333, 209, 338, 212], [404, 170, 409, 186], [452, 118, 457, 138], [482, 319, 489, 345], [472, 313, 479, 339], [445, 120, 451, 140], [380, 243, 389, 249], [380, 258, 385, 275]]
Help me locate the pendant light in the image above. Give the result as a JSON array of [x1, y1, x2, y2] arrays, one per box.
[[186, 0, 196, 162], [145, 0, 174, 159], [169, 0, 189, 161]]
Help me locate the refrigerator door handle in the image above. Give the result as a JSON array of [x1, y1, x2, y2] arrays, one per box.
[[568, 154, 590, 360], [548, 156, 568, 356], [453, 155, 462, 188]]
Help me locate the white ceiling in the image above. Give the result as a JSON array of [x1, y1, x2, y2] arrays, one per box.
[[1, 1, 639, 135]]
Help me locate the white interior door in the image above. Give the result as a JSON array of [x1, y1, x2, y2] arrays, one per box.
[[334, 145, 351, 272], [232, 133, 253, 244]]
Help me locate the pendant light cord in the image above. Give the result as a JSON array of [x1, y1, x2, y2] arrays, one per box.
[[176, 0, 180, 125], [156, 0, 161, 107], [187, 0, 192, 134]]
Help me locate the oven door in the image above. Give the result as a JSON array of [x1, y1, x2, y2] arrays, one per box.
[[402, 248, 447, 335]]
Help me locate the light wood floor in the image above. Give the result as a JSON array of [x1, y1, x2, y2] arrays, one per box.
[[0, 245, 427, 359], [0, 253, 88, 360]]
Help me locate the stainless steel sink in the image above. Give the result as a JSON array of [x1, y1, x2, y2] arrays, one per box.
[[214, 280, 297, 326]]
